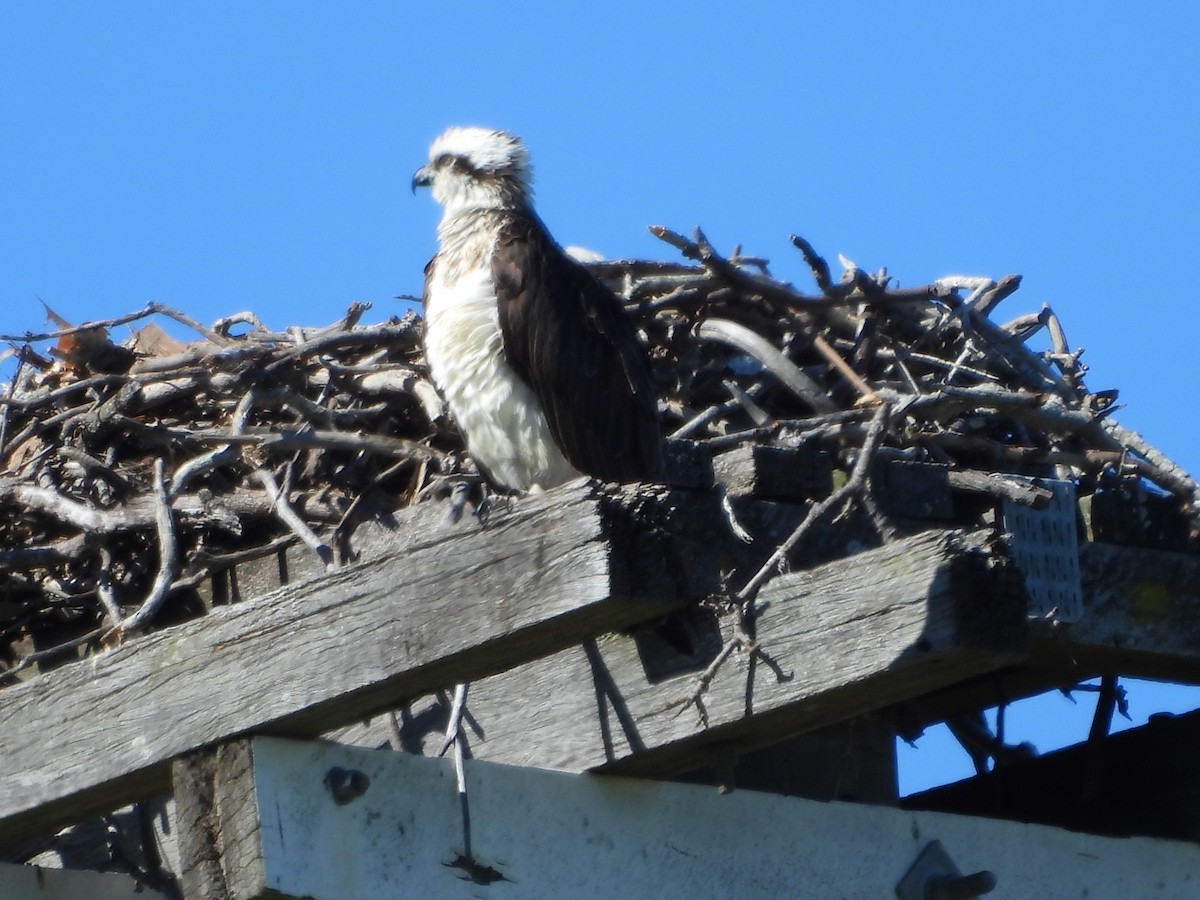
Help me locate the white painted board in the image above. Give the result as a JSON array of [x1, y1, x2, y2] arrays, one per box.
[[250, 737, 1200, 900]]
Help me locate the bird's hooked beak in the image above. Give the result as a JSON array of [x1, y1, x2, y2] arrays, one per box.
[[411, 164, 433, 194]]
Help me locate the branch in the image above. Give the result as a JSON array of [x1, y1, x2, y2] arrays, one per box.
[[252, 468, 335, 570], [693, 318, 837, 414], [736, 401, 892, 605], [113, 459, 179, 636]]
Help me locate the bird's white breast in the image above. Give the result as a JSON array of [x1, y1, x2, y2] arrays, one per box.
[[424, 238, 579, 492]]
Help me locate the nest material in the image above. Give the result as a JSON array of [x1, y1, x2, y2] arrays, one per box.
[[1, 227, 1197, 679]]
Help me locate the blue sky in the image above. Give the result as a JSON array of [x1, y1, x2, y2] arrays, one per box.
[[3, 4, 1198, 792]]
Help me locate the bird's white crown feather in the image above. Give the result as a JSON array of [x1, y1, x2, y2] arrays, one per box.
[[421, 127, 533, 216], [429, 127, 530, 177]]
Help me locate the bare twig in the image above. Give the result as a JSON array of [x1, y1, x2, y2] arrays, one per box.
[[113, 459, 178, 636], [436, 682, 471, 758], [253, 468, 335, 569], [694, 318, 837, 414], [737, 401, 892, 605]]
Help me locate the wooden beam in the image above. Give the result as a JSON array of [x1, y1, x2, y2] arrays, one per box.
[[174, 736, 1200, 900], [0, 483, 688, 851], [1050, 541, 1200, 680], [174, 742, 259, 900], [0, 862, 167, 900], [906, 707, 1200, 843], [387, 529, 1029, 777], [895, 540, 1200, 736], [711, 444, 832, 502]]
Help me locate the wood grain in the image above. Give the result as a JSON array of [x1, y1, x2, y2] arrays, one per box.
[[422, 528, 1029, 777], [0, 483, 685, 851]]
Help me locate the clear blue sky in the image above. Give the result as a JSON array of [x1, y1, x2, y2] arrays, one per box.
[[2, 3, 1198, 793]]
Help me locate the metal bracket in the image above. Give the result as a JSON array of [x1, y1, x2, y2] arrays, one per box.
[[896, 839, 997, 900]]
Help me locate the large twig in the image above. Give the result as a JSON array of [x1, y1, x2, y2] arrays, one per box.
[[252, 468, 335, 569], [737, 401, 892, 605], [694, 318, 837, 414], [113, 459, 179, 636]]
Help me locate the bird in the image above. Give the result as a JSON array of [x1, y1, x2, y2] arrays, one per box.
[[412, 126, 663, 492]]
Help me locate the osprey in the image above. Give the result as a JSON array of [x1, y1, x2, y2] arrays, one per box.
[[412, 127, 663, 491]]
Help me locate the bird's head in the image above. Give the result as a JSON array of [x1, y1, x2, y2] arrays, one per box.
[[412, 127, 533, 217]]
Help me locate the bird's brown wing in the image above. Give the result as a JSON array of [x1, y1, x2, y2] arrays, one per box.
[[492, 213, 662, 483]]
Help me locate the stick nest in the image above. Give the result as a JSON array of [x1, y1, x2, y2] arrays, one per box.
[[2, 227, 1197, 680]]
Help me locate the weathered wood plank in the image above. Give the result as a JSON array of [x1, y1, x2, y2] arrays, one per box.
[[711, 444, 832, 502], [888, 541, 1200, 740], [0, 483, 686, 852], [1057, 541, 1200, 680], [174, 742, 260, 900], [0, 862, 167, 900], [392, 529, 1029, 777]]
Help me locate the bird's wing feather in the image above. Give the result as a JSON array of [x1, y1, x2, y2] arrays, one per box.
[[493, 213, 662, 483]]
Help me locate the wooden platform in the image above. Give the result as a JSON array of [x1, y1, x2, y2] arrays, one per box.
[[3, 474, 1200, 894]]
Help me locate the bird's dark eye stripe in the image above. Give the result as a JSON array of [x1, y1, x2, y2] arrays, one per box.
[[434, 153, 477, 174]]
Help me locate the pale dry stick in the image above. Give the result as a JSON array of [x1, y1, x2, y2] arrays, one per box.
[[722, 379, 771, 426], [933, 275, 993, 305], [145, 301, 236, 346], [632, 286, 707, 315], [172, 428, 445, 465], [1, 482, 132, 533], [168, 388, 258, 498], [1041, 304, 1085, 387], [253, 467, 335, 569], [0, 351, 27, 458], [736, 401, 892, 605], [670, 387, 763, 440], [672, 403, 893, 722], [212, 310, 270, 337], [0, 303, 160, 344], [667, 401, 719, 441], [966, 306, 1078, 401], [261, 321, 422, 375], [906, 384, 1100, 437], [873, 345, 1000, 386], [0, 534, 89, 568], [436, 682, 471, 758], [1, 478, 342, 536], [788, 233, 836, 294], [1044, 304, 1070, 357], [0, 627, 106, 683], [96, 546, 124, 627], [0, 371, 132, 412], [694, 318, 837, 414], [57, 446, 131, 494], [945, 345, 978, 385], [115, 458, 179, 636], [1101, 420, 1200, 508], [650, 225, 830, 310], [435, 681, 475, 863], [972, 274, 1023, 317], [669, 617, 755, 727], [884, 348, 923, 395], [999, 311, 1045, 339], [810, 333, 879, 404], [700, 407, 875, 453], [625, 271, 713, 301], [183, 534, 296, 577]]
